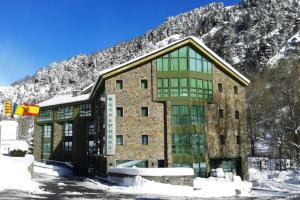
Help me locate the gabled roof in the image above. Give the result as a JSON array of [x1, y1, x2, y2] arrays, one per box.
[[90, 36, 250, 99]]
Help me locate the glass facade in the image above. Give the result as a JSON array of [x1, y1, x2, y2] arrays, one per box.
[[58, 106, 73, 119], [64, 123, 72, 152], [38, 109, 52, 122], [155, 46, 213, 102], [157, 78, 212, 100], [172, 105, 204, 125], [80, 103, 92, 117], [42, 125, 52, 160], [155, 45, 213, 177]]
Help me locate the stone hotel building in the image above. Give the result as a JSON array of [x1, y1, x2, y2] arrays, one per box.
[[34, 36, 250, 179]]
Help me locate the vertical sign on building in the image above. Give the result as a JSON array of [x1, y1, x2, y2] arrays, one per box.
[[106, 94, 116, 155]]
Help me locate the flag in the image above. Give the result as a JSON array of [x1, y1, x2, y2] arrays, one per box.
[[13, 103, 25, 116], [4, 101, 13, 115], [23, 103, 40, 117]]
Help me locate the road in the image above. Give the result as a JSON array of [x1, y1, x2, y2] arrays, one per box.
[[0, 173, 300, 200]]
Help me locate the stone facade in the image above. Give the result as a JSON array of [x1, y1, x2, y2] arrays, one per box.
[[33, 124, 42, 161], [104, 63, 165, 168], [33, 103, 92, 174], [34, 38, 249, 179], [205, 65, 248, 179]]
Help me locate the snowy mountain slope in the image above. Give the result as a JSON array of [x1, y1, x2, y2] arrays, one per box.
[[1, 0, 300, 103], [267, 31, 300, 67]]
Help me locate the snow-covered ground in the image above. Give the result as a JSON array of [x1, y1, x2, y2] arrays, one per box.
[[250, 168, 300, 194], [34, 161, 73, 177], [0, 154, 41, 192], [88, 175, 251, 198]]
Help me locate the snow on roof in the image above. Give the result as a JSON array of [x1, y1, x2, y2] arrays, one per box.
[[91, 36, 250, 97], [81, 83, 94, 93], [38, 94, 89, 107]]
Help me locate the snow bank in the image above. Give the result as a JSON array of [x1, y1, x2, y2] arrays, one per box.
[[9, 140, 28, 152], [108, 167, 194, 176], [210, 168, 225, 178], [34, 161, 73, 177], [0, 154, 41, 192], [91, 175, 252, 198], [249, 168, 300, 193], [194, 177, 252, 196]]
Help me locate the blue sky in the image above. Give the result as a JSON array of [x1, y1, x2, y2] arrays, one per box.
[[0, 0, 240, 86]]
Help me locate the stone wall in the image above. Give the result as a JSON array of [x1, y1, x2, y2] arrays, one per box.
[[33, 124, 42, 161], [206, 65, 248, 179], [105, 62, 165, 168]]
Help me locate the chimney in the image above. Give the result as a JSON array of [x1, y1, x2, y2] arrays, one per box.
[[72, 90, 81, 97]]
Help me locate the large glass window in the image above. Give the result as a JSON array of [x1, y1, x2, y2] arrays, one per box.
[[42, 125, 52, 160], [170, 78, 179, 97], [172, 133, 205, 154], [179, 78, 188, 96], [157, 47, 188, 72], [155, 46, 212, 73], [38, 109, 52, 122], [88, 122, 96, 154], [58, 106, 73, 119], [157, 77, 212, 100], [155, 45, 213, 100], [157, 78, 169, 97], [172, 105, 189, 125], [191, 105, 205, 125], [64, 123, 72, 152], [172, 105, 205, 125], [64, 123, 72, 137], [80, 104, 91, 117]]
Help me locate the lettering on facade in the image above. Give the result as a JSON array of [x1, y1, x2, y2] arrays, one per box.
[[106, 94, 116, 155]]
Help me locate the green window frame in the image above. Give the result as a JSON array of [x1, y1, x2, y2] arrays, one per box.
[[64, 123, 73, 137], [38, 109, 52, 122], [172, 133, 205, 154], [155, 45, 212, 73], [58, 106, 73, 120], [191, 134, 205, 153], [172, 105, 189, 125], [42, 125, 52, 160], [64, 123, 72, 152], [157, 78, 169, 97], [171, 78, 179, 97], [80, 103, 91, 117], [172, 133, 190, 154], [191, 105, 205, 125], [179, 78, 188, 97]]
